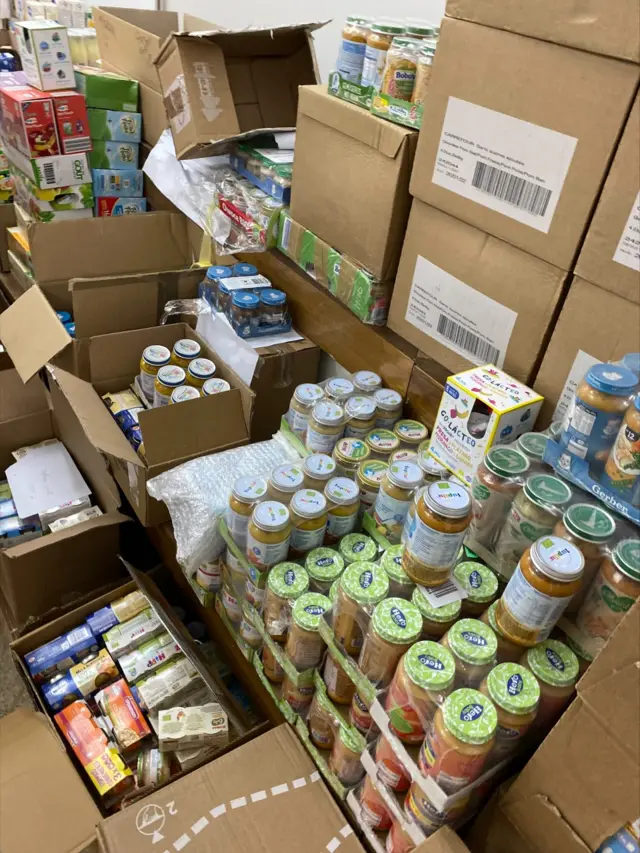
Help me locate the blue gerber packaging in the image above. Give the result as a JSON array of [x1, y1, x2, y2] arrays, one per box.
[[95, 196, 147, 216], [26, 624, 98, 684], [198, 265, 232, 307], [92, 168, 143, 198]]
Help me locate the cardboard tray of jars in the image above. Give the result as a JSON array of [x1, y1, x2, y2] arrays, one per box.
[[327, 71, 424, 129]]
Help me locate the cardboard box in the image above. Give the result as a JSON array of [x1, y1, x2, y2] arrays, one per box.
[[87, 108, 142, 143], [74, 66, 138, 112], [575, 96, 640, 304], [290, 85, 417, 281], [445, 0, 640, 62], [410, 17, 640, 270], [416, 828, 471, 852], [154, 23, 323, 160], [533, 276, 640, 425], [3, 137, 91, 189], [387, 201, 568, 383], [0, 201, 15, 272], [13, 20, 74, 91], [100, 68, 167, 147], [10, 163, 93, 221]]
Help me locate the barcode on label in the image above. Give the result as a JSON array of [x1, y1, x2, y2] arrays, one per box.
[[430, 579, 459, 599], [471, 161, 552, 217], [436, 314, 500, 364], [42, 162, 56, 186], [62, 138, 90, 154], [280, 216, 291, 251]]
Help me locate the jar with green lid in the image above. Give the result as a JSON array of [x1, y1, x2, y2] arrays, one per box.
[[469, 446, 530, 551], [332, 437, 370, 479], [289, 489, 328, 557], [380, 545, 414, 599], [454, 561, 499, 618], [334, 561, 389, 656], [412, 586, 461, 640], [480, 601, 522, 663], [361, 22, 406, 91], [340, 533, 377, 565], [393, 419, 429, 451], [286, 592, 331, 671], [324, 477, 360, 542], [374, 388, 403, 429], [494, 473, 573, 581], [305, 547, 345, 593], [521, 639, 579, 734], [353, 370, 382, 395], [308, 688, 336, 749], [329, 724, 364, 786], [282, 673, 315, 715], [478, 663, 540, 762], [440, 618, 498, 688], [405, 19, 436, 37], [356, 459, 388, 520], [305, 400, 345, 454], [516, 432, 549, 473], [344, 396, 378, 440], [373, 460, 424, 543], [418, 449, 450, 484], [380, 36, 419, 100], [357, 597, 422, 687], [153, 364, 186, 407], [263, 562, 310, 642], [323, 648, 355, 705], [324, 377, 354, 402], [262, 642, 285, 684], [303, 453, 337, 491], [329, 578, 340, 603], [365, 429, 400, 460], [139, 344, 170, 403]]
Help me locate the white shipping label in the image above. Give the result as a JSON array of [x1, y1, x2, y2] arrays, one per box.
[[553, 349, 599, 422], [613, 191, 640, 272], [405, 256, 517, 368], [432, 97, 578, 233]]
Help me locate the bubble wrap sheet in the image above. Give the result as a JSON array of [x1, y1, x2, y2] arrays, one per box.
[[147, 433, 302, 574]]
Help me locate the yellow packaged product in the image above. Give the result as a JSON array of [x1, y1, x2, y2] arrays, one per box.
[[186, 358, 216, 389], [153, 365, 185, 408], [380, 37, 419, 101]]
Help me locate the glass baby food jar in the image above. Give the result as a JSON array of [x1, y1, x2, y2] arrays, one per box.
[[306, 401, 345, 454], [602, 396, 640, 502], [333, 437, 370, 478], [324, 477, 360, 543], [344, 396, 378, 439], [203, 378, 230, 396], [340, 533, 377, 566], [286, 592, 331, 670], [259, 289, 287, 327], [263, 562, 309, 642], [385, 640, 456, 743], [454, 562, 499, 618], [289, 489, 328, 557], [353, 370, 383, 395], [227, 475, 268, 549], [521, 639, 579, 734], [576, 538, 640, 645], [394, 420, 428, 451], [418, 688, 498, 793], [170, 338, 201, 370], [286, 383, 325, 438], [262, 642, 285, 683], [282, 674, 315, 714], [239, 603, 263, 650], [374, 388, 403, 429], [469, 446, 530, 551], [380, 36, 419, 101], [186, 357, 216, 390], [390, 450, 418, 465], [412, 46, 434, 106], [373, 461, 423, 543], [356, 460, 388, 519], [139, 344, 170, 402], [305, 547, 345, 593], [246, 501, 291, 572], [478, 663, 540, 762], [357, 597, 422, 687], [153, 365, 185, 407], [323, 648, 355, 705], [308, 688, 337, 749], [365, 429, 401, 460], [375, 734, 410, 793], [303, 453, 337, 490], [220, 583, 242, 625], [216, 282, 232, 314], [480, 601, 523, 664], [440, 618, 498, 688], [418, 450, 450, 485], [170, 386, 200, 404], [267, 463, 304, 505], [336, 15, 372, 84], [405, 783, 470, 839], [495, 536, 584, 647], [403, 481, 472, 587], [381, 545, 414, 599], [412, 586, 461, 640], [359, 776, 392, 831], [324, 377, 355, 402], [361, 22, 406, 91], [516, 432, 549, 474], [334, 561, 389, 656], [329, 724, 364, 786]]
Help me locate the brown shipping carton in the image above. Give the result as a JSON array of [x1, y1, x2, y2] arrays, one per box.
[[97, 724, 366, 853], [445, 0, 640, 62], [534, 275, 640, 424], [154, 23, 323, 159], [0, 708, 101, 853], [387, 201, 568, 383], [290, 85, 417, 281], [416, 827, 471, 852], [0, 203, 16, 273], [410, 18, 640, 270], [576, 96, 640, 303]]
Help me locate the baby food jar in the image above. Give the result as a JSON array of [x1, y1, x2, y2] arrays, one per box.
[[366, 429, 401, 460], [479, 601, 523, 664], [186, 357, 216, 390], [359, 776, 392, 831], [220, 583, 242, 625], [308, 689, 336, 749], [375, 735, 410, 792], [246, 501, 291, 572], [262, 642, 285, 683], [139, 344, 171, 402], [356, 460, 388, 519], [374, 388, 403, 429], [263, 562, 309, 641], [267, 463, 304, 504], [170, 338, 201, 370], [412, 46, 434, 106], [373, 461, 424, 543], [305, 547, 345, 593], [324, 477, 361, 543], [324, 377, 355, 402], [521, 639, 579, 734], [418, 450, 450, 485], [323, 649, 355, 705], [286, 592, 331, 670], [289, 489, 328, 557], [216, 282, 232, 314], [227, 475, 268, 549], [381, 545, 414, 599], [440, 618, 498, 688], [403, 481, 472, 587], [516, 432, 549, 474], [453, 562, 499, 618], [170, 386, 200, 404], [336, 15, 372, 84], [493, 473, 573, 581], [153, 365, 185, 407], [340, 533, 377, 566], [286, 383, 325, 438], [358, 597, 422, 687], [303, 453, 337, 490], [282, 674, 315, 714], [390, 450, 418, 465], [576, 538, 640, 645], [306, 401, 345, 454], [418, 688, 498, 793], [469, 446, 530, 551], [334, 561, 390, 656], [344, 396, 378, 439], [203, 378, 230, 396], [412, 586, 461, 640], [478, 663, 540, 762], [361, 21, 406, 90], [560, 363, 637, 469], [386, 818, 416, 853], [259, 289, 287, 327], [353, 370, 383, 395], [329, 724, 364, 786], [239, 603, 263, 650], [380, 36, 419, 101], [393, 419, 428, 451], [495, 536, 584, 647], [405, 784, 470, 839], [385, 640, 456, 743], [333, 437, 370, 479], [602, 396, 640, 502]]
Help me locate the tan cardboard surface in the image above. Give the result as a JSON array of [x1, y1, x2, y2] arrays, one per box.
[[388, 201, 567, 383], [411, 18, 640, 269], [576, 96, 640, 303], [0, 203, 16, 273], [416, 827, 471, 852], [290, 85, 416, 281], [445, 0, 640, 61]]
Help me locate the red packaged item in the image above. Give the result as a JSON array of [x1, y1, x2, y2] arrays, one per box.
[[0, 85, 59, 158], [50, 91, 91, 155], [95, 678, 151, 752]]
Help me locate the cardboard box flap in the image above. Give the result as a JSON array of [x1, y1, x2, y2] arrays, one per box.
[[95, 7, 178, 38], [579, 660, 639, 761], [0, 366, 49, 422], [578, 598, 640, 694], [500, 793, 591, 853], [0, 285, 71, 383], [299, 84, 411, 158], [3, 507, 128, 558]]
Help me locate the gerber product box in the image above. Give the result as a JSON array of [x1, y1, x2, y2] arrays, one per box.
[[88, 140, 139, 170], [87, 108, 142, 142], [25, 622, 99, 684], [93, 168, 143, 198], [14, 21, 75, 91], [74, 66, 139, 112], [428, 364, 544, 486], [95, 196, 147, 216]]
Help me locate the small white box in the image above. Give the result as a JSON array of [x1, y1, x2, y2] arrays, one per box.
[[70, 0, 85, 27], [43, 3, 60, 21], [14, 20, 74, 91], [56, 0, 72, 26]]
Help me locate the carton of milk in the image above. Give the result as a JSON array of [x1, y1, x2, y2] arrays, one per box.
[[428, 364, 544, 487]]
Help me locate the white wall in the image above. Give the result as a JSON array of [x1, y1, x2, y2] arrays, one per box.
[[161, 1, 446, 81]]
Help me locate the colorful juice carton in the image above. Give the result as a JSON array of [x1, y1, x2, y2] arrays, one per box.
[[92, 167, 143, 198], [87, 108, 141, 142], [95, 678, 151, 751], [14, 21, 74, 91], [10, 162, 93, 220], [74, 66, 139, 111], [95, 196, 147, 216], [3, 136, 90, 188], [25, 623, 98, 684], [0, 86, 60, 158], [88, 140, 139, 170]]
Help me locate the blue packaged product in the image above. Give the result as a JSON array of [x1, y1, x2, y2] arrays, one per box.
[[87, 108, 142, 143], [41, 673, 82, 711], [26, 624, 98, 684], [232, 263, 258, 277], [0, 481, 16, 519], [92, 169, 144, 198], [199, 265, 231, 306], [87, 605, 119, 635], [64, 322, 76, 337], [89, 141, 140, 171], [230, 291, 260, 337], [259, 289, 287, 326], [216, 281, 231, 314], [56, 310, 71, 323]]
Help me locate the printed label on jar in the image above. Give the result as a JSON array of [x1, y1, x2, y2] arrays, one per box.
[[221, 586, 242, 621], [240, 618, 262, 644], [577, 574, 635, 641], [196, 562, 221, 592], [420, 725, 486, 791], [326, 510, 358, 541], [246, 531, 290, 570], [565, 401, 624, 462], [139, 371, 155, 401], [502, 565, 573, 636], [376, 758, 402, 789], [290, 524, 327, 553], [344, 423, 372, 439], [152, 388, 171, 408], [227, 508, 251, 544], [288, 408, 310, 436], [405, 514, 466, 569], [337, 38, 367, 83], [225, 548, 246, 573], [245, 577, 266, 609], [494, 724, 526, 757], [306, 425, 340, 454], [351, 691, 372, 733], [373, 489, 411, 534]]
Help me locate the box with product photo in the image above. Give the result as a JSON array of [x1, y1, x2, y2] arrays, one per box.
[[2, 138, 91, 189], [74, 66, 139, 113], [87, 108, 142, 143], [0, 86, 91, 158], [10, 163, 93, 222], [13, 21, 74, 92], [410, 17, 640, 270]]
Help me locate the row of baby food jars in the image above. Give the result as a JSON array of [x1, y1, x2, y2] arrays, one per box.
[[139, 340, 229, 407]]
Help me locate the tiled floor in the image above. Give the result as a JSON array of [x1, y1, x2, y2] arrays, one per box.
[[0, 610, 30, 717]]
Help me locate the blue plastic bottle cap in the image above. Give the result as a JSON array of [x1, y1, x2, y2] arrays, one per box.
[[621, 353, 640, 379], [232, 263, 258, 276], [64, 322, 76, 337], [56, 310, 71, 323], [260, 289, 286, 306], [206, 265, 232, 280], [232, 291, 260, 308], [585, 363, 638, 396]]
